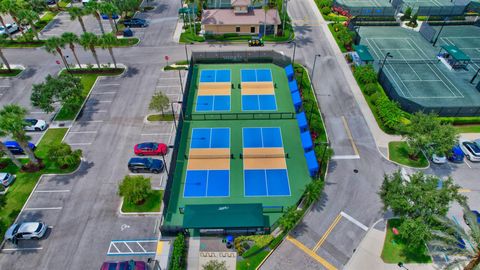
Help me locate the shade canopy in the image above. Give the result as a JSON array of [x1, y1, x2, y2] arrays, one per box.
[[441, 45, 470, 61], [355, 45, 374, 62], [183, 204, 265, 229]]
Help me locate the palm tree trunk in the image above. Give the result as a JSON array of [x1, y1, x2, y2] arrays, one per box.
[[30, 23, 40, 41], [0, 48, 12, 72], [108, 17, 116, 33], [464, 253, 480, 270], [108, 47, 117, 68], [95, 14, 105, 34], [56, 48, 69, 69], [70, 44, 81, 68], [18, 141, 39, 165], [90, 47, 101, 68], [78, 17, 87, 33], [0, 142, 22, 168], [0, 16, 13, 40]]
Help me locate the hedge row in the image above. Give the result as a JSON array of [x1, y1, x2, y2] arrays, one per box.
[[169, 233, 186, 270]]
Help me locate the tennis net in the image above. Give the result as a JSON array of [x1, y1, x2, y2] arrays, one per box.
[[241, 153, 289, 159], [384, 59, 440, 65], [187, 153, 232, 159]]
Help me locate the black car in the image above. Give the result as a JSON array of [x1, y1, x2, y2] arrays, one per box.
[[128, 157, 163, 174], [123, 18, 148, 28]]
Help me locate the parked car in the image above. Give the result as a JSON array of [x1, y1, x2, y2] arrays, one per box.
[[460, 139, 480, 162], [5, 141, 36, 155], [122, 18, 148, 28], [0, 172, 15, 187], [0, 23, 19, 35], [248, 36, 264, 47], [128, 157, 163, 174], [5, 222, 48, 241], [24, 118, 47, 131], [463, 210, 480, 225], [101, 260, 147, 270], [448, 145, 465, 163], [45, 0, 56, 5], [431, 153, 447, 164], [134, 142, 167, 156], [101, 14, 119, 20]]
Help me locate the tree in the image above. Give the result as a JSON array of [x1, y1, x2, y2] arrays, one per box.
[[0, 131, 21, 168], [26, 0, 47, 13], [18, 9, 40, 40], [31, 74, 82, 114], [68, 7, 88, 33], [402, 112, 458, 159], [202, 260, 227, 270], [100, 33, 118, 68], [278, 205, 301, 231], [0, 1, 14, 40], [0, 104, 39, 165], [61, 32, 81, 67], [85, 1, 105, 34], [148, 91, 170, 116], [2, 0, 25, 36], [118, 175, 152, 204], [429, 205, 480, 270], [47, 142, 82, 168], [408, 12, 418, 27], [397, 217, 432, 251], [337, 28, 353, 46], [79, 32, 100, 68], [401, 6, 412, 21], [0, 35, 12, 71], [99, 2, 119, 33], [353, 64, 377, 84], [45, 36, 69, 69], [302, 180, 324, 206]]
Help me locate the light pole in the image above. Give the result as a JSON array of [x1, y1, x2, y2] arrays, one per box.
[[432, 17, 449, 47], [289, 40, 297, 64], [378, 52, 393, 79], [170, 102, 177, 131], [398, 262, 409, 270], [311, 54, 321, 83], [184, 43, 189, 65], [470, 68, 480, 84], [178, 70, 184, 96], [160, 153, 169, 177]]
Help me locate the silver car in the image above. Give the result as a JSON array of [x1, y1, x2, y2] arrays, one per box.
[[24, 119, 47, 131], [0, 172, 15, 187], [5, 222, 48, 241], [0, 23, 19, 35]]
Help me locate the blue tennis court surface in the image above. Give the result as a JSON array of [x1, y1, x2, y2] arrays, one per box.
[[241, 69, 273, 82], [242, 95, 277, 111], [243, 127, 282, 148], [184, 170, 230, 197], [191, 128, 230, 148], [244, 169, 290, 196], [196, 95, 231, 112], [200, 70, 231, 83]]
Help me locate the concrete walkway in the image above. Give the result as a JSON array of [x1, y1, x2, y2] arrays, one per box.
[[187, 237, 200, 270]]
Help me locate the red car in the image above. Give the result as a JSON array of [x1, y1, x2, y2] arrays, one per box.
[[134, 142, 167, 156], [101, 260, 147, 270]]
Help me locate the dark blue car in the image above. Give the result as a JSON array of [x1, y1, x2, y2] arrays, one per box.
[[127, 157, 163, 174], [101, 14, 119, 20], [448, 145, 465, 163], [5, 141, 36, 155]]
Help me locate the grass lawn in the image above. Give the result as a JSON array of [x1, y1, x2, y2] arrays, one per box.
[[328, 24, 347, 53], [113, 38, 140, 47], [236, 250, 270, 270], [454, 125, 480, 133], [0, 69, 22, 77], [34, 11, 57, 31], [381, 219, 432, 263], [147, 114, 174, 121], [388, 141, 429, 168], [121, 190, 163, 213], [0, 40, 45, 48], [0, 128, 78, 243]]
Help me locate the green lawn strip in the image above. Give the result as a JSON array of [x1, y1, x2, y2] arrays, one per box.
[[454, 125, 480, 133], [58, 0, 71, 8], [0, 40, 45, 48], [147, 114, 174, 121], [0, 69, 22, 77], [381, 219, 432, 263], [34, 11, 58, 31], [236, 250, 270, 270], [388, 141, 429, 168], [112, 38, 140, 47], [121, 190, 163, 213], [0, 128, 76, 243], [327, 23, 347, 53]]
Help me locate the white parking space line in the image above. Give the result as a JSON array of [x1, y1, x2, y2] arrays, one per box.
[[68, 143, 92, 146], [68, 131, 97, 134], [465, 160, 472, 169], [340, 211, 368, 231], [35, 190, 70, 193], [157, 85, 179, 88], [2, 247, 44, 251], [24, 207, 63, 211], [158, 77, 178, 80], [98, 100, 113, 103], [331, 155, 360, 160], [30, 111, 46, 114]]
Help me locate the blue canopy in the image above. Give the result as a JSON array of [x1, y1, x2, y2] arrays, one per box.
[[296, 112, 308, 132], [288, 79, 299, 93], [300, 131, 313, 152], [291, 91, 302, 112], [304, 150, 319, 177], [284, 64, 294, 82]]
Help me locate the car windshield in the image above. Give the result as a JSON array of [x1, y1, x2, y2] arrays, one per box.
[[12, 224, 20, 235], [34, 223, 43, 232], [465, 142, 480, 156], [25, 119, 37, 125]]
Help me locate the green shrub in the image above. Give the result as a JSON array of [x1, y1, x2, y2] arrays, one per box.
[[223, 33, 239, 38], [370, 92, 382, 104], [375, 96, 403, 130], [354, 65, 377, 85], [118, 175, 152, 205], [316, 0, 333, 8], [401, 7, 412, 21], [321, 6, 331, 15], [364, 83, 379, 96], [439, 116, 480, 125], [47, 142, 82, 168], [170, 233, 186, 270]]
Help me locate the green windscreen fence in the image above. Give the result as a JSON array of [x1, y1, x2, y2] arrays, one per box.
[[183, 204, 265, 229]]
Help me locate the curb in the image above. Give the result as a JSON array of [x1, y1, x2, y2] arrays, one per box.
[[0, 64, 26, 78]]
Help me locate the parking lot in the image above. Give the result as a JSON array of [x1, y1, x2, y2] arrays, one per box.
[[41, 12, 114, 37]]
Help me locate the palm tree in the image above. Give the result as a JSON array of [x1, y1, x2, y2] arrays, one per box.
[[18, 9, 40, 40], [302, 180, 324, 206], [68, 7, 87, 33], [99, 2, 118, 33], [61, 32, 81, 68], [45, 36, 69, 69], [429, 205, 480, 270], [85, 1, 105, 35], [2, 0, 25, 36], [0, 104, 39, 165], [79, 32, 100, 68], [0, 131, 21, 168], [0, 35, 12, 71], [0, 3, 13, 40], [100, 33, 117, 68]]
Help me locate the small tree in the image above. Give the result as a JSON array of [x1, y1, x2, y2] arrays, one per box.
[[118, 175, 152, 205], [31, 74, 83, 114], [202, 260, 227, 270], [278, 205, 301, 231], [302, 180, 324, 206], [170, 233, 186, 270], [353, 64, 377, 85], [408, 12, 418, 28], [47, 142, 82, 168], [401, 6, 412, 21], [149, 91, 170, 116]]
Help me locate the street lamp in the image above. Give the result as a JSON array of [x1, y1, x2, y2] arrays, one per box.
[[398, 262, 409, 270], [160, 152, 169, 177], [178, 69, 184, 96], [378, 52, 393, 79], [470, 67, 480, 84], [311, 54, 321, 83], [184, 42, 193, 65], [289, 40, 297, 64], [432, 17, 449, 47], [170, 102, 178, 131]]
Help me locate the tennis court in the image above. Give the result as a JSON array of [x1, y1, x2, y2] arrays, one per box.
[[241, 69, 277, 111], [243, 127, 283, 148], [241, 69, 273, 82], [200, 69, 231, 83], [196, 69, 232, 112]]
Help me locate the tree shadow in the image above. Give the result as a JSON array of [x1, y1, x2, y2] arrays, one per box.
[[42, 160, 94, 186], [122, 66, 139, 78], [19, 68, 36, 79]]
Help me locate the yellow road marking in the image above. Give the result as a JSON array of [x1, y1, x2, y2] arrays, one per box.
[[286, 236, 337, 270], [313, 214, 342, 252], [156, 241, 164, 255], [341, 116, 359, 156], [459, 188, 471, 193]]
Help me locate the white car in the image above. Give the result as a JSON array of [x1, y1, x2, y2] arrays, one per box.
[[0, 172, 15, 187], [24, 119, 47, 131], [5, 222, 48, 241], [431, 153, 447, 164], [460, 139, 480, 162], [0, 23, 19, 35]]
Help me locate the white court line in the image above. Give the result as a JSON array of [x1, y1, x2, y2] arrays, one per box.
[[24, 207, 63, 211], [331, 155, 360, 160], [68, 143, 92, 146], [2, 247, 43, 251], [35, 190, 70, 193], [340, 211, 368, 231], [141, 133, 171, 136]]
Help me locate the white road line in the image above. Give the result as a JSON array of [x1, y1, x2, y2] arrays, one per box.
[[35, 190, 70, 193], [111, 242, 121, 253], [340, 211, 368, 231], [2, 247, 43, 251], [465, 160, 472, 169], [141, 133, 171, 136], [137, 242, 147, 253], [68, 143, 92, 146], [24, 207, 63, 211], [91, 92, 116, 95], [123, 242, 134, 253], [331, 155, 360, 160]]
